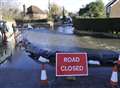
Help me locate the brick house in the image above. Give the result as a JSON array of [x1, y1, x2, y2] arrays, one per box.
[[26, 5, 47, 20], [106, 0, 120, 17]]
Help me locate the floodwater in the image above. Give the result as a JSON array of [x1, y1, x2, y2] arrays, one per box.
[[23, 26, 120, 52], [1, 25, 120, 63], [21, 25, 120, 62]]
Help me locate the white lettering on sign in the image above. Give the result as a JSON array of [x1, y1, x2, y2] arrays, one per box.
[[60, 65, 84, 72], [64, 57, 80, 62]]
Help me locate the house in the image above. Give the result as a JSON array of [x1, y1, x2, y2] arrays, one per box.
[[26, 5, 48, 20], [106, 0, 120, 17]]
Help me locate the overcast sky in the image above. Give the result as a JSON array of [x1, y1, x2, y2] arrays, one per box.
[[19, 0, 110, 12]]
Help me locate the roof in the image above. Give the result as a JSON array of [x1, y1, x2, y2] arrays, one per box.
[[27, 5, 46, 14], [106, 0, 117, 7], [106, 0, 119, 16]]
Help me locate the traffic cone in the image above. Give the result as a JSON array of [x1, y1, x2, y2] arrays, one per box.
[[110, 65, 118, 88], [117, 55, 120, 71], [40, 64, 48, 86], [117, 55, 120, 65]]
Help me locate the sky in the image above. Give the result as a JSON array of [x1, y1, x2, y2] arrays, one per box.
[[20, 0, 111, 12]]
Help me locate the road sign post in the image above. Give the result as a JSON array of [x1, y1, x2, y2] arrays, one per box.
[[56, 53, 88, 77]]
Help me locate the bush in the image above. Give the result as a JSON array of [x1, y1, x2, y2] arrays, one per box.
[[73, 17, 120, 33]]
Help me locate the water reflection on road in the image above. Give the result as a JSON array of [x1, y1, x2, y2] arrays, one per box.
[[24, 26, 120, 53], [56, 25, 74, 34], [21, 25, 120, 62], [24, 26, 81, 52]]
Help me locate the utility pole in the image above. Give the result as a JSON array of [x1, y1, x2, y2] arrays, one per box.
[[48, 0, 52, 21], [48, 0, 50, 13], [23, 4, 26, 17], [62, 7, 66, 23]]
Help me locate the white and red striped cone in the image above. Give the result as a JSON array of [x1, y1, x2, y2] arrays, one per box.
[[117, 55, 120, 71], [40, 64, 48, 86], [110, 65, 118, 88], [117, 55, 120, 65]]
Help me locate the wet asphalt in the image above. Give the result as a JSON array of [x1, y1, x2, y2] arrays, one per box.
[[0, 50, 120, 88], [0, 26, 120, 88]]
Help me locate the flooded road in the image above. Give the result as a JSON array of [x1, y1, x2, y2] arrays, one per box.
[[0, 26, 120, 88], [20, 26, 120, 62], [23, 26, 120, 53]]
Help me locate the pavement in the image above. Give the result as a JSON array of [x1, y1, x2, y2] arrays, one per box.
[[0, 49, 120, 88]]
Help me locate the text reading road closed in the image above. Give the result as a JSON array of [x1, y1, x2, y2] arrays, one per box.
[[56, 53, 88, 76], [64, 57, 80, 62], [61, 57, 83, 72], [61, 66, 83, 71]]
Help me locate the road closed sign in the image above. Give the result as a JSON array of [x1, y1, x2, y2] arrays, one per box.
[[56, 53, 88, 76]]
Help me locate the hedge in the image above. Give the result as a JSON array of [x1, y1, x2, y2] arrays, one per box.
[[73, 18, 120, 33]]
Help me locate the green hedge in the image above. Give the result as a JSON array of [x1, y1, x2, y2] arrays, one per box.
[[73, 18, 120, 33]]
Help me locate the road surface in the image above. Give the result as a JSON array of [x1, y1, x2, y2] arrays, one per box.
[[0, 26, 120, 88], [0, 50, 120, 88]]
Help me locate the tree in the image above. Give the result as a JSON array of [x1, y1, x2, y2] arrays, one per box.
[[1, 8, 23, 20], [50, 3, 62, 16], [48, 3, 63, 21], [79, 0, 105, 18]]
